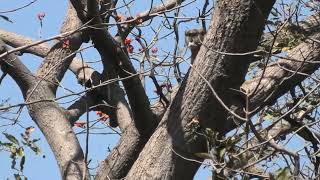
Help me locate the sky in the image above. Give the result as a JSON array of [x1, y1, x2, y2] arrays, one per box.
[[0, 0, 212, 179]]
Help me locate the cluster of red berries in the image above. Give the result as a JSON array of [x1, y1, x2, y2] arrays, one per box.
[[124, 37, 134, 53], [96, 111, 109, 121]]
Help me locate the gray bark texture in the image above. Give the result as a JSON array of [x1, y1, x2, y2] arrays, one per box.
[[3, 0, 320, 179], [125, 0, 275, 179]]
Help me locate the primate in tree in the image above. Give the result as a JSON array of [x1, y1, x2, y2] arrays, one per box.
[[185, 28, 206, 64]]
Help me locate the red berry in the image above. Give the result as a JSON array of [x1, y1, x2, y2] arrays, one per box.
[[96, 111, 103, 116], [124, 37, 132, 45], [62, 39, 70, 49]]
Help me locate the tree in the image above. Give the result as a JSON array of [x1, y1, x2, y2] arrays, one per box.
[[1, 0, 320, 179]]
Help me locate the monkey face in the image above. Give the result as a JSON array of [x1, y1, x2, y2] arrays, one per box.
[[187, 39, 200, 50], [185, 29, 206, 50], [185, 29, 206, 64]]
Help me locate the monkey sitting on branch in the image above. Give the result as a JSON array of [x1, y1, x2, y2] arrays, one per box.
[[185, 28, 206, 64]]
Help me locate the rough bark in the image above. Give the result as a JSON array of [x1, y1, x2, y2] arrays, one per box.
[[69, 1, 160, 179], [0, 28, 97, 86], [6, 0, 320, 179], [224, 32, 320, 131], [0, 28, 133, 132], [0, 38, 87, 180], [35, 4, 83, 93], [242, 35, 320, 113], [0, 40, 34, 97], [72, 0, 157, 134], [93, 0, 188, 178], [94, 123, 144, 179], [125, 0, 275, 179], [9, 3, 88, 179]]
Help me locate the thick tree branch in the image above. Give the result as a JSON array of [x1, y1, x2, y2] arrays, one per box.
[[66, 92, 97, 123], [241, 33, 320, 117], [0, 26, 133, 131], [0, 29, 128, 128], [71, 0, 156, 135], [35, 4, 83, 93], [0, 29, 97, 86], [0, 39, 35, 96], [23, 3, 89, 179], [89, 0, 188, 178], [125, 0, 275, 179]]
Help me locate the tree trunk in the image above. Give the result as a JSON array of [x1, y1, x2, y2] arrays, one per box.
[[125, 0, 275, 179]]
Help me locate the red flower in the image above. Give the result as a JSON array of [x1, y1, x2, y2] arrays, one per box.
[[124, 37, 132, 45], [37, 12, 46, 21], [96, 111, 103, 116], [62, 39, 70, 49]]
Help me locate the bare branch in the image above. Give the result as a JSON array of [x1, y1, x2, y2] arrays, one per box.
[[0, 39, 35, 95], [126, 0, 275, 178], [71, 0, 157, 134]]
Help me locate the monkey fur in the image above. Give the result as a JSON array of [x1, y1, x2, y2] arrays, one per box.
[[185, 29, 206, 64]]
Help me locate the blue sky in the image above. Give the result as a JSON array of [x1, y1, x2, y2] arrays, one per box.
[[0, 0, 211, 179]]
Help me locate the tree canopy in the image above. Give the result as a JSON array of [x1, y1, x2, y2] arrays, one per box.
[[1, 0, 320, 179]]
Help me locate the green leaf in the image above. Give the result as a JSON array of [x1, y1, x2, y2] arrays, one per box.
[[3, 133, 19, 145], [20, 156, 25, 172]]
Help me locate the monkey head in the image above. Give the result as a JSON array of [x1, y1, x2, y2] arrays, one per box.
[[185, 29, 206, 64]]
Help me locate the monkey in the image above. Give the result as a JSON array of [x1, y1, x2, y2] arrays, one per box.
[[185, 28, 206, 64]]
